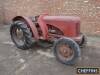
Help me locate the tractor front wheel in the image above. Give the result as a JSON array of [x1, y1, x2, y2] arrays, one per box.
[[53, 37, 80, 65]]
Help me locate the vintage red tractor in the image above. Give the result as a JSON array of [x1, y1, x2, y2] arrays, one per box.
[[10, 14, 86, 65]]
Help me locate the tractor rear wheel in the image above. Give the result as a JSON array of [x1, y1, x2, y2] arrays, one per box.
[[10, 21, 35, 50], [53, 37, 80, 65]]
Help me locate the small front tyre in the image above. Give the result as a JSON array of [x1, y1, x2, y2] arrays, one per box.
[[53, 37, 81, 65]]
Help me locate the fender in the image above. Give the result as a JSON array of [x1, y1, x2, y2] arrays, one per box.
[[38, 14, 48, 40], [12, 16, 39, 40]]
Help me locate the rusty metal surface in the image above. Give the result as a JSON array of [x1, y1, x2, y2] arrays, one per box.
[[59, 44, 73, 58]]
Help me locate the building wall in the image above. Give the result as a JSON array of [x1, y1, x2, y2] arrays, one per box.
[[0, 0, 100, 36]]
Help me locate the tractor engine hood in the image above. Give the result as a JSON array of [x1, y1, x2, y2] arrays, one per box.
[[43, 16, 80, 37], [43, 16, 80, 24]]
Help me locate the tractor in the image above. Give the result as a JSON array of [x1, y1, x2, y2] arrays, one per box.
[[10, 13, 86, 65]]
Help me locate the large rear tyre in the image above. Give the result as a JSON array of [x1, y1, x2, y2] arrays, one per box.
[[10, 21, 36, 50], [53, 37, 80, 65]]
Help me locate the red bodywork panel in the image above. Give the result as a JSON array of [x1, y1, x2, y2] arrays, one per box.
[[38, 14, 48, 39], [12, 16, 39, 40], [43, 16, 80, 37], [12, 15, 81, 42]]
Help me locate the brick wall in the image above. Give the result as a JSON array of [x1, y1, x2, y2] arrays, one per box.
[[0, 0, 100, 36]]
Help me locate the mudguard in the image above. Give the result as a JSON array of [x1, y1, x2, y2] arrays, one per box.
[[12, 16, 39, 40]]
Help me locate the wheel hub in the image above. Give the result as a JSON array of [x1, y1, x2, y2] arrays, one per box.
[[59, 44, 73, 58], [12, 27, 25, 45], [16, 28, 24, 39]]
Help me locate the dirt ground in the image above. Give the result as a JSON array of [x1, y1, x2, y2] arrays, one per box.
[[0, 25, 100, 75]]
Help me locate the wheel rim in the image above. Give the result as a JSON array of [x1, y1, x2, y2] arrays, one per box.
[[57, 43, 74, 61], [12, 26, 25, 46]]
